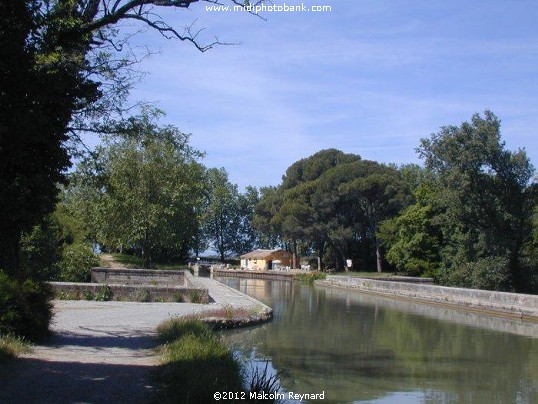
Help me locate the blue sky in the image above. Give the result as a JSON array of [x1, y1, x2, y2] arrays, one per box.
[[114, 0, 537, 189]]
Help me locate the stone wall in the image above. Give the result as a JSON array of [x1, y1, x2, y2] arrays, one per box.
[[51, 268, 209, 303], [50, 281, 209, 303], [317, 276, 538, 321], [91, 267, 186, 286], [212, 268, 295, 281]]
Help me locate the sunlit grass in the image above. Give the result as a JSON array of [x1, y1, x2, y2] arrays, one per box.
[[156, 319, 242, 403], [0, 334, 31, 362]]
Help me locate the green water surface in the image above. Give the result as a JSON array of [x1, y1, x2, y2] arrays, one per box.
[[219, 277, 538, 403]]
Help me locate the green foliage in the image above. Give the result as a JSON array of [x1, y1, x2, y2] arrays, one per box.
[[0, 334, 31, 362], [0, 269, 53, 341], [68, 108, 206, 268], [107, 254, 144, 268], [82, 290, 94, 300], [157, 318, 212, 344], [382, 184, 442, 278], [19, 215, 63, 281], [187, 290, 204, 304], [417, 110, 536, 291], [94, 285, 113, 301], [58, 243, 99, 282], [294, 272, 327, 284], [439, 256, 513, 291], [254, 149, 411, 272], [157, 319, 243, 402], [132, 289, 151, 302]]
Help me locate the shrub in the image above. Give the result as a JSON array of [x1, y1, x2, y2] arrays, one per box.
[[440, 256, 513, 291], [58, 243, 99, 283], [20, 215, 63, 281], [294, 272, 326, 284], [0, 269, 53, 341]]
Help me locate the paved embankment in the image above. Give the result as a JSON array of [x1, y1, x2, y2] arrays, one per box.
[[0, 277, 270, 403], [317, 276, 538, 322]]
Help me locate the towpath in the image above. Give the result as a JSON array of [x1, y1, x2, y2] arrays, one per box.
[[0, 276, 269, 403]]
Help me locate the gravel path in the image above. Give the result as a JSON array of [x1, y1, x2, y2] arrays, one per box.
[[0, 277, 270, 403]]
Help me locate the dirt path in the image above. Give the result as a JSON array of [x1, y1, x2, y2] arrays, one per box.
[[99, 254, 125, 269]]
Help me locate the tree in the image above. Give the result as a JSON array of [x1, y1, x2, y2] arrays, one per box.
[[253, 150, 411, 272], [69, 108, 206, 268], [339, 161, 411, 272], [382, 184, 443, 277], [0, 0, 260, 278], [417, 110, 536, 291], [201, 179, 269, 260]]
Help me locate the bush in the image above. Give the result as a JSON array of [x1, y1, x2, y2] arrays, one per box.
[[58, 243, 99, 282], [294, 272, 326, 284], [440, 256, 513, 291], [20, 215, 63, 281], [0, 269, 53, 341]]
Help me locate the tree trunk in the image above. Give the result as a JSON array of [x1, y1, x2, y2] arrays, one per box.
[[375, 236, 383, 273]]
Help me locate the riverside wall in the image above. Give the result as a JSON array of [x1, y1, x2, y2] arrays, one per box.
[[317, 276, 538, 322]]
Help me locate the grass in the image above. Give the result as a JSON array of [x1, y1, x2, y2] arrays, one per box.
[[108, 253, 144, 268], [156, 319, 243, 403], [0, 334, 31, 362], [155, 319, 280, 403]]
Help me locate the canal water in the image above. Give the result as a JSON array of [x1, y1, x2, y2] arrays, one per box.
[[218, 277, 538, 403]]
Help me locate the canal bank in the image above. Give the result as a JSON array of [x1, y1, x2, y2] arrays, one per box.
[[317, 275, 538, 322], [212, 268, 301, 281]]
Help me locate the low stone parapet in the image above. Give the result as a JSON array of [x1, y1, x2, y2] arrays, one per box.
[[91, 267, 185, 286], [317, 276, 538, 321], [50, 281, 209, 303], [212, 268, 296, 281]]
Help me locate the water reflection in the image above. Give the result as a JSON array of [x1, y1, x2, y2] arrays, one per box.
[[219, 278, 538, 403]]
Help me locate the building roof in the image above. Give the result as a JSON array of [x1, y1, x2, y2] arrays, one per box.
[[240, 249, 290, 259]]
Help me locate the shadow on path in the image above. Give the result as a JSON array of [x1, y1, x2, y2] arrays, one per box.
[[0, 332, 159, 404]]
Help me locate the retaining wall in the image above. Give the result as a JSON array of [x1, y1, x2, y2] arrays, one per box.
[[317, 276, 538, 322], [51, 268, 209, 303], [50, 281, 209, 303], [212, 268, 296, 281], [91, 267, 185, 286]]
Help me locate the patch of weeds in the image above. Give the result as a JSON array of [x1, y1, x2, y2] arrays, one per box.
[[94, 285, 112, 301], [0, 334, 31, 362], [132, 289, 151, 302], [82, 290, 94, 301], [294, 272, 327, 284], [56, 291, 80, 300], [157, 318, 212, 344], [187, 289, 204, 303], [173, 292, 185, 303]]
